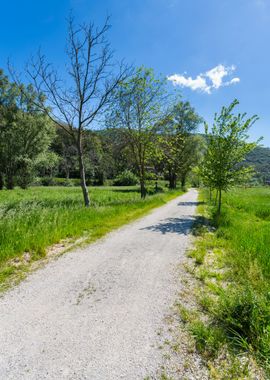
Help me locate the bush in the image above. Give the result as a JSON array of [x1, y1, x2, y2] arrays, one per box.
[[33, 177, 84, 187], [146, 184, 164, 195], [54, 178, 74, 187], [113, 170, 138, 186], [40, 177, 56, 186], [70, 178, 81, 186], [16, 157, 35, 189]]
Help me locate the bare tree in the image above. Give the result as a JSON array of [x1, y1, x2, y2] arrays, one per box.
[[11, 16, 129, 206]]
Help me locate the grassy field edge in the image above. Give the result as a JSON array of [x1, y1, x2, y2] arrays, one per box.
[[0, 187, 183, 293], [177, 188, 267, 379]]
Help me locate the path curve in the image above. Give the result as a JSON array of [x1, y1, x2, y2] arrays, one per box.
[[0, 189, 198, 380]]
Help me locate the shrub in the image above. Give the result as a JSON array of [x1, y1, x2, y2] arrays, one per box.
[[37, 177, 80, 187], [146, 184, 164, 195], [39, 177, 55, 186], [16, 157, 35, 189], [54, 178, 74, 187], [113, 170, 138, 186], [70, 178, 81, 186]]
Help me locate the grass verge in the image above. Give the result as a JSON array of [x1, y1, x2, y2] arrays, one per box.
[[0, 185, 182, 291], [180, 187, 269, 379]]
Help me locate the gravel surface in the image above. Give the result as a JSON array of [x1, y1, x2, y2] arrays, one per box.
[[0, 189, 199, 380]]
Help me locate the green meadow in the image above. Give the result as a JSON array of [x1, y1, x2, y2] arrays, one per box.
[[0, 185, 181, 286], [190, 187, 270, 374]]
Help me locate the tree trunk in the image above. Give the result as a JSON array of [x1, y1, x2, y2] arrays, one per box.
[[77, 144, 90, 207], [139, 160, 147, 199], [140, 178, 147, 199], [0, 173, 3, 190], [6, 174, 14, 190], [65, 163, 70, 179], [169, 172, 177, 189], [217, 189, 222, 216], [181, 175, 186, 189]]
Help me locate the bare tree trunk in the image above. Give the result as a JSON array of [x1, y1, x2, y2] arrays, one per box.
[[77, 143, 90, 207]]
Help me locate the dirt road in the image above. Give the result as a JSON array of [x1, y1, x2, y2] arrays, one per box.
[[0, 189, 198, 380]]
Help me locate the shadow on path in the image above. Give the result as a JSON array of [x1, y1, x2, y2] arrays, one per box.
[[177, 201, 204, 207], [140, 217, 195, 235]]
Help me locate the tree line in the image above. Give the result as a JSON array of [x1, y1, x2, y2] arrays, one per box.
[[0, 66, 203, 194], [0, 15, 259, 212]]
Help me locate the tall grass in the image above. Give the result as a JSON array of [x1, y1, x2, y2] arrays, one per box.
[[0, 186, 181, 284], [204, 187, 270, 370]]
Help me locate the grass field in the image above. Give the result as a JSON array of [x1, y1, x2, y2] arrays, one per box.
[[0, 185, 182, 288], [188, 187, 270, 376]]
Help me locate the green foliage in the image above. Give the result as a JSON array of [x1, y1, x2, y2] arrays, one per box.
[[108, 66, 167, 198], [113, 170, 138, 186], [0, 69, 55, 189], [16, 156, 35, 189], [37, 177, 75, 187], [200, 99, 258, 214], [146, 184, 164, 195], [35, 151, 60, 178], [156, 101, 203, 189]]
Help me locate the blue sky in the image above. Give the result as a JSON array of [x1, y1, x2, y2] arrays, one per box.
[[1, 0, 269, 145]]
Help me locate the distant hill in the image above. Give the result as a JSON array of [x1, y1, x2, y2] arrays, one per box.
[[245, 146, 270, 182], [198, 134, 270, 183]]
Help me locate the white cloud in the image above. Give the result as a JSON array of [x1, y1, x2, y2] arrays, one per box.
[[167, 74, 211, 94], [167, 64, 240, 94], [230, 77, 240, 84]]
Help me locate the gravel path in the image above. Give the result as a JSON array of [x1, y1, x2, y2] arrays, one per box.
[[0, 189, 198, 380]]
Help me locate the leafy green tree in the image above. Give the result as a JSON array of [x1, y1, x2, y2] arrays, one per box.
[[108, 67, 167, 198], [200, 99, 258, 215], [101, 128, 137, 177], [177, 134, 204, 188], [113, 170, 138, 186], [0, 70, 55, 189], [156, 101, 202, 188], [35, 151, 60, 178]]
